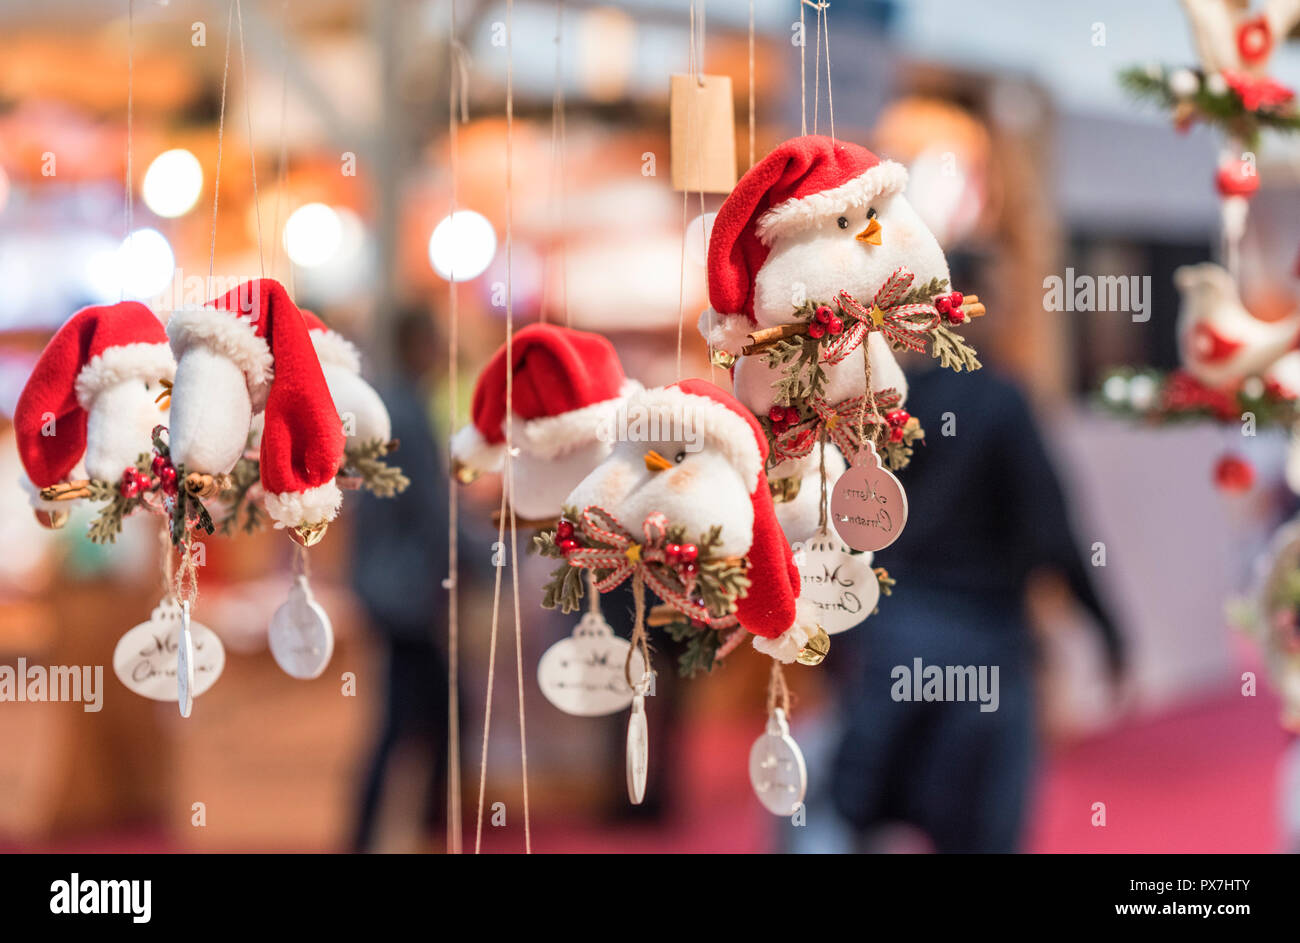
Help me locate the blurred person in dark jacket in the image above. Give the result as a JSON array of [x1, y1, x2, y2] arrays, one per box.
[[829, 363, 1126, 853], [351, 308, 450, 852]]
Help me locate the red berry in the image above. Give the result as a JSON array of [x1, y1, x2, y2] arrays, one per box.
[[678, 544, 699, 564], [949, 291, 964, 309], [1214, 454, 1254, 493], [120, 476, 141, 499], [557, 538, 580, 554], [814, 305, 833, 324], [827, 316, 844, 335], [886, 409, 910, 428], [889, 426, 905, 443], [682, 561, 699, 578], [556, 520, 575, 540], [948, 310, 965, 325], [159, 465, 178, 496], [768, 405, 785, 424], [665, 543, 682, 565], [152, 455, 169, 477], [935, 295, 951, 314], [807, 322, 826, 339]]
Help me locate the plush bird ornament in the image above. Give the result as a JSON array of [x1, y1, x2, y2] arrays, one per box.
[[165, 278, 345, 545], [1175, 262, 1300, 391], [14, 301, 174, 536], [538, 378, 826, 669], [451, 323, 639, 522], [301, 312, 407, 499], [698, 135, 979, 480]]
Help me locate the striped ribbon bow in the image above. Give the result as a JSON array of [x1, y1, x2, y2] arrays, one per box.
[[566, 506, 738, 630], [820, 267, 940, 365], [770, 387, 903, 465]]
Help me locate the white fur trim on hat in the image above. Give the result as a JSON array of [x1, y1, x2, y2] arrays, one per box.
[[752, 597, 820, 663], [166, 305, 274, 407], [263, 480, 342, 529], [697, 306, 756, 354], [450, 423, 505, 473], [755, 160, 909, 246], [518, 379, 642, 461], [309, 328, 362, 375], [74, 342, 176, 410], [623, 385, 764, 491]]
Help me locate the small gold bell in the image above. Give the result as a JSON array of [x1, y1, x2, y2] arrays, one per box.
[[709, 348, 737, 370], [768, 474, 802, 505], [451, 458, 480, 485], [796, 627, 830, 666], [289, 521, 328, 548], [34, 508, 70, 530]]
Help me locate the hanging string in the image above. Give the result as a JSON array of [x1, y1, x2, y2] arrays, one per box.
[[122, 0, 135, 303], [504, 0, 532, 855], [158, 521, 175, 602], [748, 0, 756, 168], [821, 2, 836, 143], [291, 541, 311, 581], [474, 0, 531, 855], [208, 0, 236, 296], [624, 573, 652, 692], [766, 660, 791, 716], [445, 0, 465, 859], [675, 1, 700, 378], [812, 1, 820, 134], [856, 335, 882, 458], [269, 0, 291, 283], [817, 428, 829, 533], [173, 533, 200, 610], [543, 0, 571, 326], [798, 0, 806, 136], [474, 485, 509, 855], [587, 569, 602, 617], [234, 0, 266, 277]]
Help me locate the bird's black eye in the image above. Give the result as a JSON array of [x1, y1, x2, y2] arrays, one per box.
[[674, 451, 686, 464], [837, 216, 849, 229], [866, 207, 877, 220]]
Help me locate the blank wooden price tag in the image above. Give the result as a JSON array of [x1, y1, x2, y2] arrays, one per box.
[[670, 74, 737, 193]]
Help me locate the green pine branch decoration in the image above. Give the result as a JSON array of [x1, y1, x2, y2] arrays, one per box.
[[343, 438, 410, 498], [84, 452, 153, 544], [931, 324, 982, 372], [663, 618, 724, 678], [217, 456, 265, 536], [1117, 65, 1300, 145]]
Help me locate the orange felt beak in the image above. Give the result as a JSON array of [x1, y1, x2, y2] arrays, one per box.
[[855, 218, 882, 246], [644, 449, 673, 473], [155, 377, 172, 411]]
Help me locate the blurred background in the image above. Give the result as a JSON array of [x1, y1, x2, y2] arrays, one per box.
[[1, 0, 1299, 853]]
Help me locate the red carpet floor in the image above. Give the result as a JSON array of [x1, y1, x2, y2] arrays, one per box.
[[5, 690, 1290, 853]]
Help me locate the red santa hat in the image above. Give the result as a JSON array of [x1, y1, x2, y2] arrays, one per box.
[[701, 135, 908, 353], [15, 301, 173, 489], [167, 278, 344, 529], [452, 323, 637, 473], [630, 378, 821, 661]]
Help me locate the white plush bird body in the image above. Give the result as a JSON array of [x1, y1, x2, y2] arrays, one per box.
[[1175, 262, 1300, 390], [451, 323, 639, 522], [702, 136, 950, 480], [561, 380, 821, 664]]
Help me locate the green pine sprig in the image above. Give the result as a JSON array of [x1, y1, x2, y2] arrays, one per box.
[[931, 323, 982, 373], [663, 618, 724, 678], [343, 438, 410, 498]]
